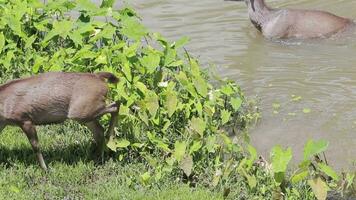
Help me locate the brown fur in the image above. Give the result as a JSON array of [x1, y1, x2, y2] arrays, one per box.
[[0, 72, 119, 170], [228, 0, 355, 39]]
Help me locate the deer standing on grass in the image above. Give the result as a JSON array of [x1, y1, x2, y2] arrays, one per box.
[[0, 72, 119, 170]]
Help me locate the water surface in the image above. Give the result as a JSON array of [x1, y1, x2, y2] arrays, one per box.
[[128, 0, 356, 170]]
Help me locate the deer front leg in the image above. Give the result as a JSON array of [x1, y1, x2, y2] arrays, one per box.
[[20, 121, 47, 171]]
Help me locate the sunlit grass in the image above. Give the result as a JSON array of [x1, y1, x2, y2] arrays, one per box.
[[0, 123, 222, 200]]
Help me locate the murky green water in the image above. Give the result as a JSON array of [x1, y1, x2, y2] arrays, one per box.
[[127, 0, 356, 170]]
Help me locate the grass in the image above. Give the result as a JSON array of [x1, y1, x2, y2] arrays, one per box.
[[0, 122, 223, 200]]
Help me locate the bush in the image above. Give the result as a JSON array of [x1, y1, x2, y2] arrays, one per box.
[[0, 0, 259, 188]]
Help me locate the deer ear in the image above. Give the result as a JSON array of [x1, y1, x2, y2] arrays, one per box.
[[251, 0, 256, 12]]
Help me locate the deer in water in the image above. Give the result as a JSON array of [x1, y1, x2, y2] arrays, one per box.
[[227, 0, 355, 39], [0, 72, 120, 170]]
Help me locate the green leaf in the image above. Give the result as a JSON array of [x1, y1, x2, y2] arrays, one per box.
[[89, 25, 116, 42], [230, 97, 242, 111], [291, 95, 302, 102], [100, 0, 115, 8], [76, 0, 98, 12], [9, 185, 20, 193], [32, 56, 47, 73], [140, 172, 151, 184], [272, 103, 281, 109], [346, 173, 355, 189], [121, 17, 147, 41], [162, 120, 171, 132], [107, 138, 117, 152], [165, 92, 178, 117], [4, 15, 25, 38], [145, 91, 159, 117], [25, 35, 36, 49], [246, 145, 257, 169], [174, 36, 190, 48], [220, 85, 234, 96], [308, 177, 328, 200], [206, 136, 216, 153], [0, 32, 5, 54], [318, 163, 339, 181], [291, 170, 309, 184], [303, 139, 329, 161], [246, 174, 257, 189], [140, 53, 160, 74], [303, 108, 311, 114], [221, 109, 231, 125], [122, 62, 132, 81], [179, 155, 193, 177], [270, 145, 292, 174], [176, 72, 197, 96], [173, 141, 186, 162], [193, 76, 208, 97], [163, 47, 176, 66], [135, 81, 148, 94], [116, 139, 130, 148], [189, 117, 206, 137], [106, 139, 130, 151], [189, 141, 202, 154], [42, 20, 74, 46], [68, 31, 83, 47], [190, 59, 200, 77]]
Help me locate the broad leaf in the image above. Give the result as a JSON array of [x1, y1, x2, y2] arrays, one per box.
[[189, 117, 206, 137], [308, 177, 328, 200], [173, 141, 186, 162], [145, 91, 159, 117], [179, 155, 193, 177], [270, 145, 292, 174], [121, 17, 147, 41], [0, 32, 5, 54], [230, 97, 242, 111], [165, 91, 178, 117], [291, 170, 309, 184], [221, 109, 231, 125], [140, 53, 160, 74], [303, 139, 329, 161], [318, 163, 339, 181]]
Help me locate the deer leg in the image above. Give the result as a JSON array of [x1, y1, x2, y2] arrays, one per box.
[[84, 120, 105, 163], [93, 102, 119, 119], [20, 121, 47, 171], [106, 103, 120, 141], [0, 123, 5, 133]]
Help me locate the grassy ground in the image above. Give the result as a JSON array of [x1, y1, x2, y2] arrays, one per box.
[[0, 123, 223, 200]]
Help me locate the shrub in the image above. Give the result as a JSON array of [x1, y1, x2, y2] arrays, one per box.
[[0, 0, 259, 188]]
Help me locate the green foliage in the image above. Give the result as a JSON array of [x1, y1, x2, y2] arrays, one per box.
[[270, 146, 292, 185], [0, 0, 255, 191], [0, 1, 353, 199]]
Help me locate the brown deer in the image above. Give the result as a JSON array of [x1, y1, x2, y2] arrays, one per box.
[[0, 72, 120, 170], [227, 0, 355, 39]]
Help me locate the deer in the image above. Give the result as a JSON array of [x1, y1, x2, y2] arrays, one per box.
[[0, 72, 120, 170], [227, 0, 355, 39]]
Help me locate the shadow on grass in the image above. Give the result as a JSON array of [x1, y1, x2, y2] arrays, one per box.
[[0, 141, 96, 168]]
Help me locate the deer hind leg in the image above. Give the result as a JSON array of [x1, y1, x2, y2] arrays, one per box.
[[21, 121, 47, 171], [93, 102, 119, 119], [0, 123, 5, 134], [84, 120, 105, 163]]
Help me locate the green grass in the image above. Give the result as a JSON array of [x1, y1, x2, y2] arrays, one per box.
[[0, 123, 222, 200]]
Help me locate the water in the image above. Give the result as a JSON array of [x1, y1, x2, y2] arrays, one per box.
[[127, 0, 356, 170]]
